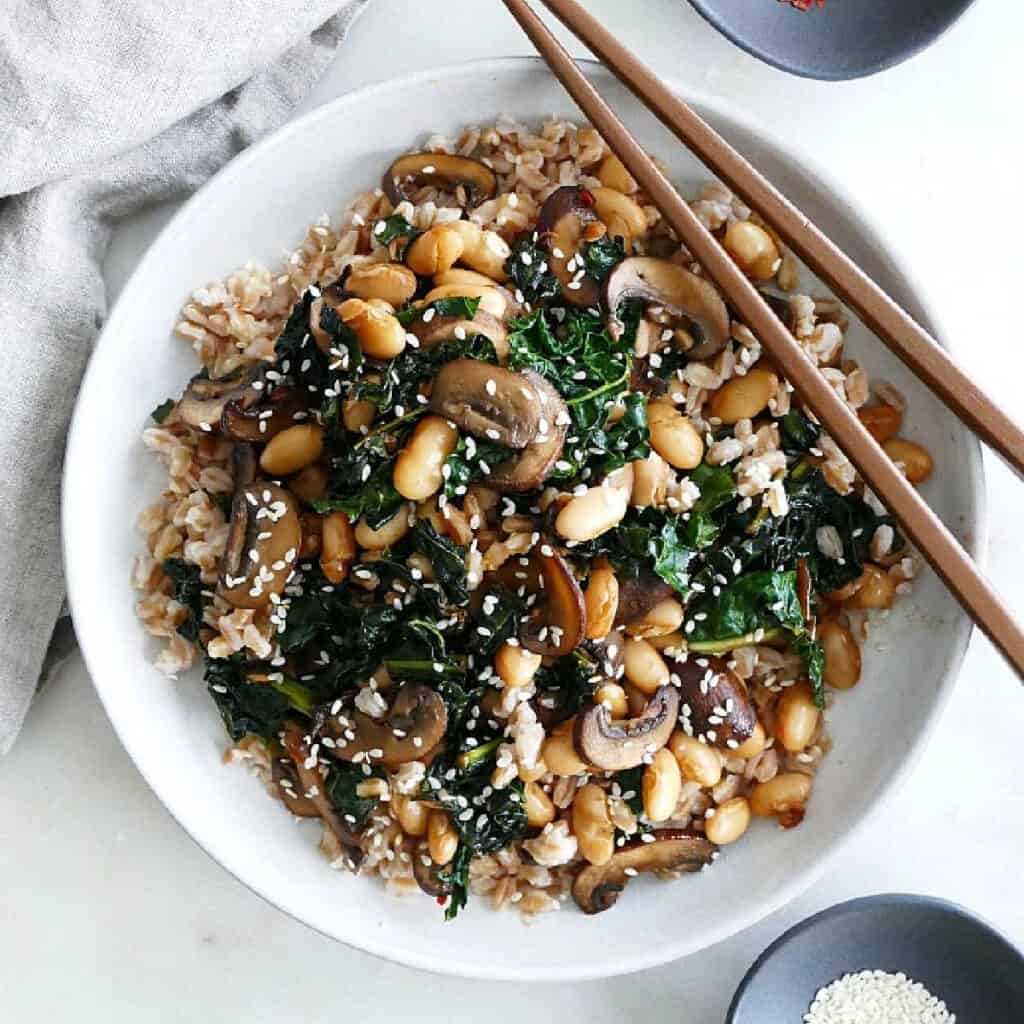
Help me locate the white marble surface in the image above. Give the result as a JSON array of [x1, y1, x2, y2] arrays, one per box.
[[3, 0, 1023, 1019]]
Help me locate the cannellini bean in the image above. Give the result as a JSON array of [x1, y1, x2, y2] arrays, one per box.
[[259, 423, 323, 476], [338, 297, 406, 359], [625, 597, 685, 639], [597, 152, 638, 194], [524, 781, 556, 828], [819, 619, 862, 689], [446, 220, 511, 282], [749, 772, 812, 828], [555, 484, 629, 542], [858, 404, 902, 443], [422, 283, 507, 319], [392, 794, 429, 837], [427, 810, 459, 865], [320, 511, 356, 583], [845, 564, 896, 610], [642, 748, 682, 823], [732, 720, 766, 760], [708, 368, 779, 424], [393, 415, 459, 501], [623, 637, 670, 694], [572, 783, 615, 866], [669, 730, 723, 788], [883, 438, 933, 484], [406, 225, 464, 276], [584, 563, 619, 640], [433, 267, 498, 289], [354, 505, 412, 550], [630, 452, 670, 508], [594, 682, 628, 718], [343, 398, 377, 434], [647, 401, 704, 469], [495, 642, 542, 688], [592, 186, 647, 247], [705, 797, 751, 845], [290, 463, 328, 505], [773, 681, 820, 752], [723, 220, 780, 280], [345, 262, 417, 306], [541, 728, 588, 776]]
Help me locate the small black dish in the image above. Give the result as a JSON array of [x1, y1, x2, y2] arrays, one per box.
[[727, 894, 1024, 1023], [687, 0, 977, 81]]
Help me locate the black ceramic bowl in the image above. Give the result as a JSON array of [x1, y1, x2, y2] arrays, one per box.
[[727, 894, 1024, 1023], [688, 0, 977, 80]]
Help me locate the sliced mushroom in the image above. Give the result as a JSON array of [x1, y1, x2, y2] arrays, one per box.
[[281, 721, 364, 867], [324, 683, 447, 769], [572, 829, 716, 914], [574, 684, 679, 771], [487, 370, 569, 491], [582, 626, 627, 681], [535, 185, 601, 308], [604, 257, 730, 361], [383, 153, 497, 207], [271, 756, 319, 818], [407, 309, 510, 362], [232, 442, 257, 489], [429, 360, 542, 448], [613, 570, 676, 627], [666, 653, 757, 748], [176, 366, 263, 432], [412, 844, 452, 899], [520, 548, 586, 658], [222, 385, 310, 442], [220, 482, 302, 609]]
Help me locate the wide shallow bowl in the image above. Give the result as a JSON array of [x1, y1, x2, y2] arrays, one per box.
[[63, 58, 983, 981], [727, 894, 1024, 1022], [688, 0, 977, 81]]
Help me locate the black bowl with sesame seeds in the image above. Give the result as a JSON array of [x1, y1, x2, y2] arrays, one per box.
[[135, 120, 928, 923]]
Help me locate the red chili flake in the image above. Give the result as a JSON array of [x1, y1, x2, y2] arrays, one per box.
[[779, 0, 825, 9], [579, 187, 595, 207], [436, 895, 447, 906]]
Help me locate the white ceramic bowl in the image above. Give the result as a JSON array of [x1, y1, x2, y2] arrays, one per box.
[[63, 58, 983, 981]]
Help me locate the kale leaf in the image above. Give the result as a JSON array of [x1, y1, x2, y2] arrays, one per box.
[[596, 508, 695, 597], [204, 655, 291, 742], [440, 843, 473, 921], [325, 762, 385, 828], [150, 398, 175, 424], [411, 520, 469, 607], [371, 213, 422, 248], [162, 558, 204, 644], [505, 235, 560, 302], [316, 441, 404, 530], [582, 234, 626, 282], [779, 408, 821, 454], [443, 434, 513, 501], [688, 569, 803, 643], [396, 296, 482, 326]]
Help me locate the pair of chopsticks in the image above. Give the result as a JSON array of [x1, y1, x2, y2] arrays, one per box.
[[502, 0, 1024, 681]]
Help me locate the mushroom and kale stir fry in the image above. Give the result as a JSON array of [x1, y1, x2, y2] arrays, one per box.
[[138, 121, 932, 921]]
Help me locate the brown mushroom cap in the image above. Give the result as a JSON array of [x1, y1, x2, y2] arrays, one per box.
[[272, 755, 319, 818], [176, 367, 263, 432], [666, 652, 757, 748], [572, 828, 716, 914], [220, 482, 302, 610], [520, 548, 586, 659], [222, 384, 310, 442], [574, 684, 679, 771], [412, 844, 453, 898], [383, 153, 497, 207], [407, 310, 509, 362], [281, 721, 364, 867], [613, 570, 676, 628], [429, 360, 543, 449], [604, 257, 730, 361], [324, 683, 447, 769], [487, 370, 569, 491], [535, 185, 601, 308]]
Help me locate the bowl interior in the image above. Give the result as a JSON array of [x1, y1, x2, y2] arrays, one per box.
[[727, 895, 1024, 1022], [688, 0, 975, 81], [63, 59, 980, 980]]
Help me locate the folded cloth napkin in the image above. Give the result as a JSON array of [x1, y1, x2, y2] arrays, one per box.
[[0, 0, 370, 754]]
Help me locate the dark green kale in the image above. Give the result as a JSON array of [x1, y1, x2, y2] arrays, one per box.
[[396, 296, 482, 326], [465, 581, 525, 660], [778, 408, 821, 454], [162, 558, 204, 644], [681, 464, 738, 550], [204, 655, 312, 742], [443, 434, 513, 501], [534, 650, 600, 718], [325, 762, 385, 828], [371, 213, 422, 248], [315, 436, 404, 530], [505, 234, 560, 302], [410, 520, 469, 607], [150, 398, 175, 424], [793, 633, 827, 708], [687, 569, 803, 643], [439, 843, 473, 921], [581, 234, 626, 282]]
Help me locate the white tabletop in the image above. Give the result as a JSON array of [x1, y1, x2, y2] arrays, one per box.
[[4, 0, 1023, 1019]]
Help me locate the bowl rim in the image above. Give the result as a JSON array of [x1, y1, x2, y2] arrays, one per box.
[[725, 892, 1024, 1020], [62, 55, 986, 981], [686, 0, 978, 82]]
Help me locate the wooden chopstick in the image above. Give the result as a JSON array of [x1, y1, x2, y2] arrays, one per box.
[[533, 0, 1024, 483], [502, 0, 1024, 682]]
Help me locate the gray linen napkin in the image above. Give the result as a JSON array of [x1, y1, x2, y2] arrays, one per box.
[[0, 0, 370, 754]]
